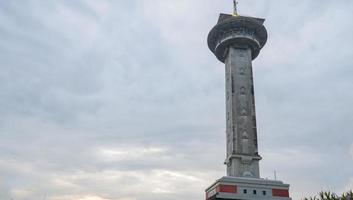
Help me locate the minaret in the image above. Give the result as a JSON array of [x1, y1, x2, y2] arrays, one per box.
[[207, 3, 267, 179], [205, 3, 292, 200]]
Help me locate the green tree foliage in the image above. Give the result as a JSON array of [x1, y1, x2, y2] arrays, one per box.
[[303, 191, 353, 200]]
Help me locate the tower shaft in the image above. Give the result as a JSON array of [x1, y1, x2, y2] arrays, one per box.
[[225, 47, 261, 178]]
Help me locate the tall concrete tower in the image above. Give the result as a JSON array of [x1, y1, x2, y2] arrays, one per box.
[[208, 13, 266, 179], [205, 4, 292, 200]]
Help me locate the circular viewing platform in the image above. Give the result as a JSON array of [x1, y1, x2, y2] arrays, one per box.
[[207, 14, 268, 63]]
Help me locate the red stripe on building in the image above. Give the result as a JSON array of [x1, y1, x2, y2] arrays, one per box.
[[206, 184, 237, 199], [272, 189, 289, 197], [218, 185, 237, 193]]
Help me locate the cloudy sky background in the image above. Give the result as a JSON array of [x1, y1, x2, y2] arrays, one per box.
[[1, 0, 353, 200]]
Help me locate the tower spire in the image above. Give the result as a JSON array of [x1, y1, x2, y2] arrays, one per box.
[[233, 0, 238, 15]]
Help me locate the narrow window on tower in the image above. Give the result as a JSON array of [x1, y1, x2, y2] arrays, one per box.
[[240, 87, 246, 95], [231, 76, 235, 93], [239, 67, 245, 75]]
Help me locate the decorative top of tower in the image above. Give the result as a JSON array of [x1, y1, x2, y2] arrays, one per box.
[[207, 9, 268, 62], [233, 0, 238, 16]]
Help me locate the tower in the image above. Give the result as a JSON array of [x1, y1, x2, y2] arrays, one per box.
[[205, 3, 292, 200]]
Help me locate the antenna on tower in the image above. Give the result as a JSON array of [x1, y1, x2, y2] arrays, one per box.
[[233, 0, 239, 15]]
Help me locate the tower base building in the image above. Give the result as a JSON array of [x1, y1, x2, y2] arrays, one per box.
[[206, 177, 290, 200], [205, 11, 291, 200]]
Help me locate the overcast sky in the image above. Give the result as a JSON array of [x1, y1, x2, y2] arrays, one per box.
[[1, 1, 353, 200]]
